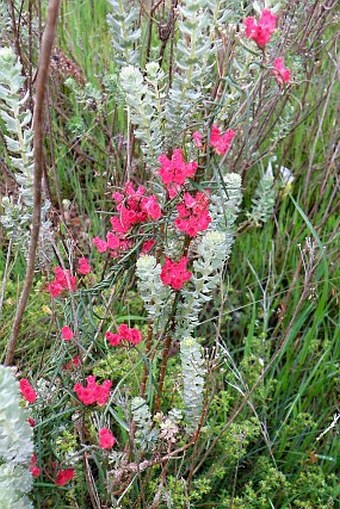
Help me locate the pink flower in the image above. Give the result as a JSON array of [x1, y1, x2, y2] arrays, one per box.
[[141, 195, 162, 220], [127, 328, 143, 345], [111, 207, 138, 234], [94, 182, 162, 259], [244, 9, 277, 48], [106, 324, 143, 347], [112, 191, 124, 203], [105, 331, 121, 347], [158, 149, 198, 197], [77, 257, 92, 275], [55, 468, 75, 486], [161, 256, 192, 291], [106, 232, 121, 250], [19, 379, 37, 404], [61, 326, 74, 341], [141, 239, 155, 253], [30, 454, 41, 478], [118, 323, 143, 345], [46, 280, 64, 298], [110, 182, 158, 235], [63, 355, 82, 371], [47, 266, 76, 298], [27, 417, 36, 427], [210, 125, 236, 155], [273, 57, 292, 84], [192, 131, 203, 148], [72, 355, 81, 367], [99, 428, 117, 449], [74, 375, 112, 406], [175, 191, 211, 237], [93, 237, 108, 253]]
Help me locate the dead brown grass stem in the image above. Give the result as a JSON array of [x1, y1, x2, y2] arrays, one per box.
[[5, 0, 61, 366]]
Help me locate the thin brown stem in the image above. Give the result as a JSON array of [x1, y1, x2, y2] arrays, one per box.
[[153, 333, 172, 414], [5, 0, 61, 366], [140, 323, 154, 397]]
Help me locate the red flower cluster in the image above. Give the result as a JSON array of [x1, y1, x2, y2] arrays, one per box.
[[47, 266, 76, 298], [210, 125, 236, 155], [19, 378, 37, 404], [74, 375, 112, 406], [61, 326, 74, 341], [105, 323, 142, 347], [93, 182, 161, 257], [111, 182, 162, 233], [244, 9, 277, 48], [29, 454, 41, 478], [77, 257, 92, 275], [98, 428, 117, 449], [175, 192, 211, 237], [158, 148, 198, 198], [273, 57, 291, 84], [161, 256, 192, 291], [191, 125, 236, 156], [55, 468, 75, 486], [141, 239, 155, 254]]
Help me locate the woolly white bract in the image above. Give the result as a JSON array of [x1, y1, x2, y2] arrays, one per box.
[[0, 366, 34, 508]]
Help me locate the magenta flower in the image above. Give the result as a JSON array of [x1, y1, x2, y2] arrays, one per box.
[[175, 191, 211, 238], [273, 57, 292, 84], [99, 428, 117, 449], [47, 266, 76, 298], [244, 9, 277, 49], [158, 148, 198, 198], [55, 469, 75, 486], [74, 375, 112, 406], [105, 324, 143, 347], [161, 256, 192, 291], [77, 257, 92, 275], [61, 326, 74, 341], [19, 379, 37, 404], [210, 125, 236, 155]]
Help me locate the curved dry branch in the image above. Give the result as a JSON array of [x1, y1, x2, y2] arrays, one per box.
[[5, 0, 61, 366]]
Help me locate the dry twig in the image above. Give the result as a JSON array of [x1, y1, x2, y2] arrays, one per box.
[[5, 0, 61, 366]]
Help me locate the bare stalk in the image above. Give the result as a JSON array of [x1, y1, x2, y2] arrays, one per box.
[[5, 0, 61, 366]]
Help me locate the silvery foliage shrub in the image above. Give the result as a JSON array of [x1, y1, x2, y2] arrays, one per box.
[[166, 0, 212, 137], [117, 1, 248, 164], [175, 231, 229, 338], [0, 366, 34, 509], [136, 175, 242, 429], [107, 0, 140, 68], [136, 255, 172, 332], [209, 173, 243, 256], [180, 337, 206, 432], [131, 397, 159, 451], [111, 0, 277, 432], [248, 159, 277, 225], [0, 47, 52, 263], [174, 231, 229, 429], [120, 63, 166, 165]]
